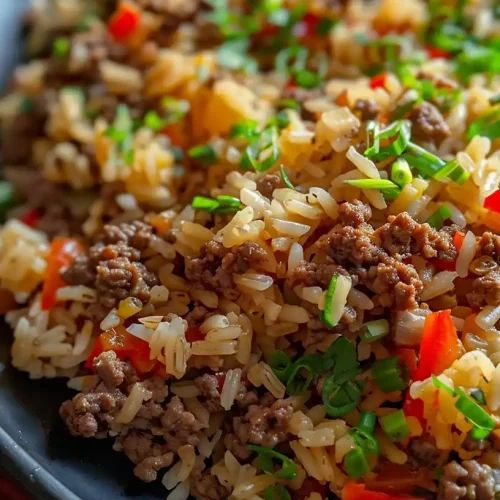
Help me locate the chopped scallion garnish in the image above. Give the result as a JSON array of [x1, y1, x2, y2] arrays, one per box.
[[390, 159, 413, 187], [263, 485, 291, 500], [279, 166, 295, 190], [286, 354, 323, 395], [343, 447, 371, 478], [191, 194, 241, 214], [230, 120, 259, 139], [360, 319, 390, 343], [241, 126, 280, 171], [372, 357, 407, 393], [320, 274, 351, 329], [269, 350, 292, 381], [363, 120, 411, 161], [470, 388, 486, 406], [379, 410, 410, 441], [248, 445, 297, 480], [467, 109, 500, 140], [344, 179, 399, 190], [106, 104, 135, 165], [188, 144, 217, 165], [52, 36, 70, 58], [427, 204, 453, 229], [143, 111, 166, 131]]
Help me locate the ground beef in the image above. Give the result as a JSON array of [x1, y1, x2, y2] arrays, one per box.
[[438, 460, 498, 500], [191, 466, 230, 500], [256, 173, 283, 199], [467, 269, 500, 307], [374, 212, 457, 260], [409, 101, 451, 142], [338, 200, 372, 227], [353, 98, 380, 120], [62, 221, 158, 314], [94, 350, 127, 388], [476, 232, 500, 264], [230, 399, 293, 456], [195, 373, 222, 412], [287, 260, 348, 288], [185, 240, 267, 291]]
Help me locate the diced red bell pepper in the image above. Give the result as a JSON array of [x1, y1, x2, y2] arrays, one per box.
[[292, 477, 328, 499], [20, 208, 42, 228], [342, 483, 424, 500], [402, 395, 425, 425], [413, 310, 459, 381], [395, 347, 418, 379], [185, 326, 205, 343], [108, 2, 141, 40], [484, 189, 500, 214], [433, 231, 465, 271], [370, 73, 387, 90], [425, 45, 452, 59], [85, 326, 158, 375], [41, 238, 84, 310]]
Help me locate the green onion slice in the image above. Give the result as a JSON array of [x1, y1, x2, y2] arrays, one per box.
[[372, 357, 407, 393], [188, 144, 217, 165], [143, 110, 166, 131], [343, 447, 371, 478], [279, 166, 295, 190], [390, 159, 413, 187], [191, 195, 241, 214], [470, 388, 486, 406], [344, 179, 399, 190], [248, 445, 297, 480], [286, 354, 323, 395], [467, 109, 500, 140], [320, 274, 352, 329], [322, 337, 360, 381], [230, 120, 259, 139], [427, 204, 453, 229], [241, 126, 280, 171], [360, 319, 390, 343], [269, 350, 292, 382], [379, 410, 410, 441], [52, 36, 70, 58], [363, 120, 411, 161], [322, 376, 362, 417], [263, 485, 291, 500]]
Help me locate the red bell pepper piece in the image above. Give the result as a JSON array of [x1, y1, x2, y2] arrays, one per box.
[[425, 45, 451, 59], [343, 483, 424, 500], [108, 2, 140, 40], [41, 238, 84, 310], [370, 73, 387, 90], [413, 310, 459, 381], [185, 326, 205, 343], [395, 347, 418, 379], [20, 208, 42, 228], [484, 189, 500, 214]]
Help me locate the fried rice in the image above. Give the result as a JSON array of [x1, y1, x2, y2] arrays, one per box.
[[0, 0, 499, 499]]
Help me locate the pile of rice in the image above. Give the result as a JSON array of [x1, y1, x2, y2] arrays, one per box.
[[0, 0, 499, 499]]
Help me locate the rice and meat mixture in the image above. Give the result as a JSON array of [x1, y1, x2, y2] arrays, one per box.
[[0, 0, 499, 499]]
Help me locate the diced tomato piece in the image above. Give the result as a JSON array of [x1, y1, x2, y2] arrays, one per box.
[[425, 45, 452, 59], [185, 326, 205, 343], [108, 2, 140, 40], [484, 190, 500, 214], [342, 482, 424, 500], [292, 477, 328, 499], [20, 208, 42, 228], [413, 310, 459, 381], [395, 348, 418, 379], [370, 73, 387, 90], [41, 238, 84, 310]]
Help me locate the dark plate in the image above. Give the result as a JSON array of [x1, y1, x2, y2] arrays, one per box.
[[0, 4, 163, 500]]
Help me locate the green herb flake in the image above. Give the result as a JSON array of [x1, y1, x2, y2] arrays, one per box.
[[188, 144, 217, 165]]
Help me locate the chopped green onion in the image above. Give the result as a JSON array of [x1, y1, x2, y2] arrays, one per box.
[[427, 204, 453, 229], [470, 388, 486, 406], [294, 69, 322, 89], [343, 447, 371, 478], [279, 166, 295, 190], [263, 485, 291, 500], [344, 179, 399, 190], [455, 44, 500, 83], [106, 104, 135, 165], [322, 376, 362, 417], [143, 111, 166, 131], [269, 350, 292, 382], [52, 36, 70, 58], [191, 196, 220, 212], [267, 110, 290, 130], [357, 411, 377, 435], [379, 410, 410, 441], [188, 144, 217, 165], [216, 39, 258, 73], [286, 354, 323, 395], [320, 274, 351, 329], [0, 181, 14, 220], [277, 98, 300, 111], [372, 357, 407, 393], [275, 45, 308, 74], [363, 120, 411, 161], [431, 375, 456, 396], [350, 412, 379, 456], [360, 319, 390, 343], [191, 195, 241, 214], [322, 337, 360, 380], [391, 159, 413, 187], [467, 109, 500, 140], [241, 126, 280, 171], [248, 445, 297, 480], [230, 120, 259, 139]]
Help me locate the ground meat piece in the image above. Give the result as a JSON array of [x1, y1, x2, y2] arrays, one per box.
[[438, 460, 497, 500], [185, 240, 267, 291], [134, 452, 174, 483], [318, 225, 380, 267], [232, 399, 293, 451], [338, 200, 372, 227], [195, 373, 222, 412], [408, 436, 442, 468], [467, 269, 500, 307], [353, 98, 380, 120], [191, 466, 230, 500], [185, 305, 209, 327], [160, 396, 203, 450], [235, 386, 259, 409], [374, 212, 457, 260], [287, 261, 348, 288], [409, 101, 451, 142], [93, 350, 126, 388], [98, 221, 155, 250], [95, 257, 158, 308], [256, 173, 283, 199], [476, 232, 500, 265]]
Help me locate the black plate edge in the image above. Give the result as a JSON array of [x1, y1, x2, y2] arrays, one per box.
[[0, 425, 81, 500]]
